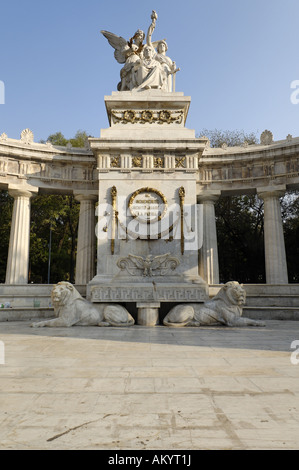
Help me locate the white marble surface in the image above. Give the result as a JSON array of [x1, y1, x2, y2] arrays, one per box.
[[0, 320, 298, 449]]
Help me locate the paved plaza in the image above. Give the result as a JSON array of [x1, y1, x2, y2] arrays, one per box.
[[0, 319, 299, 450]]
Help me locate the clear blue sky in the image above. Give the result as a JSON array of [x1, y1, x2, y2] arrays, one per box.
[[1, 0, 299, 143]]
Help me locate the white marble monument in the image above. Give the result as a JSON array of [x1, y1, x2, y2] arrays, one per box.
[[0, 10, 283, 326], [87, 11, 209, 325]]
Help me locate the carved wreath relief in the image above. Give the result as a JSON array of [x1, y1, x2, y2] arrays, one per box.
[[128, 187, 167, 223]]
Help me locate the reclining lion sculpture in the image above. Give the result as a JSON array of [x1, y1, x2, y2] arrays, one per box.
[[31, 281, 134, 327], [163, 281, 265, 327]]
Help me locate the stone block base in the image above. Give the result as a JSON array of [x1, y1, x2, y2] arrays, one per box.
[[89, 282, 209, 303]]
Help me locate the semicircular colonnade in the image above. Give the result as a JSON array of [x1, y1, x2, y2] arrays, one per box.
[[0, 128, 299, 292]]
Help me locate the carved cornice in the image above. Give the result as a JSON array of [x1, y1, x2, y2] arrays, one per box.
[[1, 133, 299, 194]]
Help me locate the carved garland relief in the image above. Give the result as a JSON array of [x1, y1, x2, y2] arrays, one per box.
[[102, 154, 191, 170], [111, 109, 184, 125]]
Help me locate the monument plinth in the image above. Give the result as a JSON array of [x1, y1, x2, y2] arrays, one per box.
[[88, 88, 209, 323], [101, 90, 193, 139], [87, 10, 209, 325]]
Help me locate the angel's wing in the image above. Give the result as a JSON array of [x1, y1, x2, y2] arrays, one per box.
[[101, 30, 130, 64], [128, 254, 145, 269], [150, 253, 170, 270]]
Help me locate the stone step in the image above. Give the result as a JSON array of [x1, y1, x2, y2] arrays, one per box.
[[0, 308, 54, 322], [1, 306, 299, 323], [0, 284, 87, 308], [245, 295, 299, 307], [244, 306, 299, 321]]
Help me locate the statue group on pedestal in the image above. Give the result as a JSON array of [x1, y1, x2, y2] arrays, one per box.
[[101, 10, 180, 92], [29, 11, 265, 331]]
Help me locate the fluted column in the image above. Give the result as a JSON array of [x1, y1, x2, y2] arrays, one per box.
[[197, 192, 220, 284], [75, 193, 97, 285], [258, 189, 288, 284], [5, 188, 34, 284]]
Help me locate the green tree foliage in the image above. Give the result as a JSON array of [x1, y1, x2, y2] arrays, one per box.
[[41, 130, 89, 148], [281, 191, 299, 282], [45, 131, 68, 147], [29, 194, 79, 284], [215, 194, 265, 283], [199, 128, 258, 147], [28, 130, 88, 283]]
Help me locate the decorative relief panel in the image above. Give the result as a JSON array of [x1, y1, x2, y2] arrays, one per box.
[[111, 109, 184, 125], [154, 157, 164, 168], [260, 130, 273, 145], [91, 286, 207, 302], [38, 163, 97, 183], [175, 156, 186, 168], [117, 253, 180, 277], [263, 163, 275, 178], [20, 129, 34, 144], [132, 156, 142, 168], [18, 161, 29, 179], [286, 158, 299, 176], [110, 156, 121, 168], [0, 158, 8, 176], [128, 187, 167, 223]]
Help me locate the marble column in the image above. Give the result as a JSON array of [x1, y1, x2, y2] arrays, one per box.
[[5, 188, 34, 284], [197, 192, 220, 285], [75, 193, 97, 285], [258, 189, 288, 284]]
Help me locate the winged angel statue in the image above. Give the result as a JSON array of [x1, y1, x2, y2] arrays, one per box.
[[101, 10, 179, 92]]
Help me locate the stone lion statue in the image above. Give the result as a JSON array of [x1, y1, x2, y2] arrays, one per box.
[[163, 281, 265, 327], [31, 282, 135, 328]]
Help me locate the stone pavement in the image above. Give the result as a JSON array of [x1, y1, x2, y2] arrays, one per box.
[[0, 320, 299, 450]]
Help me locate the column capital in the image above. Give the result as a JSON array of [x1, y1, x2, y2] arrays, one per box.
[[74, 192, 98, 203], [257, 185, 286, 200], [8, 186, 37, 199], [197, 191, 221, 204]]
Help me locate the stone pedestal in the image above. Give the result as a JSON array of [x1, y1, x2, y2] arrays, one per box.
[[137, 302, 160, 326], [87, 90, 209, 318], [5, 188, 35, 284], [258, 187, 288, 284], [75, 193, 97, 285]]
